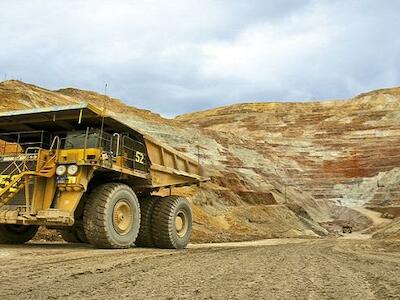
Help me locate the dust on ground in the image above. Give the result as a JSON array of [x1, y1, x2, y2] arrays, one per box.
[[0, 238, 399, 299]]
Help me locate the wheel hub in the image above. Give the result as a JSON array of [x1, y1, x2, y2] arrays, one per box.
[[175, 211, 188, 238], [113, 199, 133, 235]]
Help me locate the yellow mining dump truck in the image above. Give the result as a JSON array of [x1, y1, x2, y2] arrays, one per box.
[[0, 103, 208, 249]]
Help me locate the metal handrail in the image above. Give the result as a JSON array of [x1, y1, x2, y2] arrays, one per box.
[[49, 136, 60, 153], [112, 133, 121, 157], [0, 130, 46, 136], [0, 130, 51, 155], [0, 160, 27, 177], [121, 135, 147, 171], [25, 147, 41, 155]]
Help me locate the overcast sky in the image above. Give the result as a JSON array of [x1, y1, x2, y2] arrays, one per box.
[[0, 1, 399, 117]]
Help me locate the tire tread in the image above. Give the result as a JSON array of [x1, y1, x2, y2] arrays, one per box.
[[83, 183, 140, 249], [151, 196, 192, 249]]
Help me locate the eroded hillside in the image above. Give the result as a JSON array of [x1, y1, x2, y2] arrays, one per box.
[[1, 80, 399, 241], [177, 88, 400, 238], [177, 90, 400, 210]]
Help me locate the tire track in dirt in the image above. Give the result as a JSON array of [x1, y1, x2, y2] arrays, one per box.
[[320, 240, 400, 299]]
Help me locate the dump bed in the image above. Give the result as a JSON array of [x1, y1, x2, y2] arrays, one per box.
[[0, 103, 208, 189], [144, 134, 206, 188]]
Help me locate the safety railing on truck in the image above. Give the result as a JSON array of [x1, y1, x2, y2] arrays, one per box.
[[54, 128, 148, 173], [61, 129, 112, 152], [0, 131, 51, 155], [120, 135, 147, 172], [0, 148, 45, 176], [0, 128, 148, 173]]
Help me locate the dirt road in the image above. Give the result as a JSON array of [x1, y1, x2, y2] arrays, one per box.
[[0, 238, 399, 299], [351, 206, 392, 228]]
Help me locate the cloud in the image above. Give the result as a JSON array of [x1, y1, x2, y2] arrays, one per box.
[[0, 0, 399, 116]]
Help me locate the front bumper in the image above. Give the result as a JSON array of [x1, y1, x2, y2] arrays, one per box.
[[0, 208, 74, 226]]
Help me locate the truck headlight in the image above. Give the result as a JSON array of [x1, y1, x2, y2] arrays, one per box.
[[67, 164, 79, 176], [56, 165, 67, 176]]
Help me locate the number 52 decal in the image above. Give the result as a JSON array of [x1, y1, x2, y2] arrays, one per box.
[[135, 151, 145, 164]]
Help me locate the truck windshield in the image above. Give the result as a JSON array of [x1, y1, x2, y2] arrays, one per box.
[[63, 130, 112, 150]]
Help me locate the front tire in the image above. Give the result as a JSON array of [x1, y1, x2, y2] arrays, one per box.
[[83, 183, 140, 249], [0, 225, 39, 244], [151, 196, 192, 249]]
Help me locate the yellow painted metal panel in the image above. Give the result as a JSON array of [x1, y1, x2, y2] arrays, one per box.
[[144, 136, 208, 189]]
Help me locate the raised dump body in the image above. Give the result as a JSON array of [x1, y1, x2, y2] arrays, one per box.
[[0, 103, 208, 249]]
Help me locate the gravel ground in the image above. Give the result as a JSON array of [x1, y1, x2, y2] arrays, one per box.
[[0, 238, 399, 299]]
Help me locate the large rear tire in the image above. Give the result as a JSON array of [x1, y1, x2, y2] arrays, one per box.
[[135, 196, 160, 247], [0, 225, 39, 244], [83, 183, 140, 249], [151, 196, 192, 249]]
